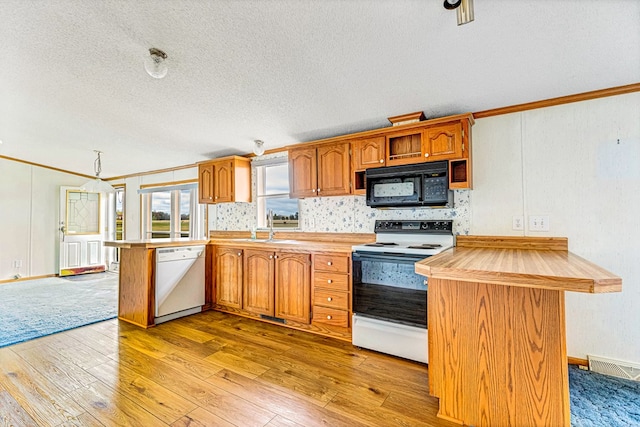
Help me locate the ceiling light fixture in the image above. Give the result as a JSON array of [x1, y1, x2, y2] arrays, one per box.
[[443, 0, 474, 26], [253, 139, 265, 156], [80, 150, 115, 193], [144, 48, 168, 79]]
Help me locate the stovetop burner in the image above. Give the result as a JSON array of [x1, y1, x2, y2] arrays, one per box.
[[364, 242, 398, 247]]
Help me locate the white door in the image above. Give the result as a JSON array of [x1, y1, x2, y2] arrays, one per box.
[[58, 186, 106, 276]]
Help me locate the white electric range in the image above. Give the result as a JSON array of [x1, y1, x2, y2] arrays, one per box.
[[351, 220, 454, 363]]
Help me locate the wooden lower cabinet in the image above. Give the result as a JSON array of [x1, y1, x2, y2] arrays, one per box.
[[212, 245, 354, 341], [311, 253, 351, 331], [243, 249, 275, 316], [215, 247, 243, 308], [275, 252, 311, 323]]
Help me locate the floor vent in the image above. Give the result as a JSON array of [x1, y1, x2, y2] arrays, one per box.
[[588, 355, 640, 381]]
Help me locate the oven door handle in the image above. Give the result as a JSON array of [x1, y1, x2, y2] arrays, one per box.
[[352, 251, 427, 265]]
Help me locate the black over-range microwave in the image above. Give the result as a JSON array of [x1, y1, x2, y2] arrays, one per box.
[[365, 161, 453, 208]]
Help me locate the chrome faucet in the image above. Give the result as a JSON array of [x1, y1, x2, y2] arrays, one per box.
[[268, 209, 275, 241]]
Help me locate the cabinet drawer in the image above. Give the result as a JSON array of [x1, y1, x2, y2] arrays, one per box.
[[313, 272, 349, 291], [313, 306, 349, 328], [314, 289, 349, 310], [314, 254, 350, 273]]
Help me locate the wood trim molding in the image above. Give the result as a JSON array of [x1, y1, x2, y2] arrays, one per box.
[[139, 179, 198, 189], [0, 155, 95, 179], [0, 274, 57, 285], [106, 163, 198, 182], [473, 82, 640, 119], [568, 357, 589, 367]]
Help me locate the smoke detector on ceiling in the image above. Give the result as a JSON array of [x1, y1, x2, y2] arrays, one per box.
[[144, 48, 168, 79]]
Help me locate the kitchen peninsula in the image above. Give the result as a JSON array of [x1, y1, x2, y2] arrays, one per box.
[[105, 238, 209, 328], [415, 235, 622, 427]]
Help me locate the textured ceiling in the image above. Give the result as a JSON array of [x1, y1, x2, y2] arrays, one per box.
[[1, 0, 638, 178]]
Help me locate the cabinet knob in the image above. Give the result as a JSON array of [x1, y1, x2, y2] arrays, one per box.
[[237, 252, 241, 256], [317, 188, 321, 193], [312, 189, 316, 193], [327, 279, 332, 284], [424, 153, 429, 157], [327, 297, 332, 302], [379, 159, 384, 163], [274, 255, 278, 259], [327, 261, 332, 266], [327, 315, 332, 320], [269, 255, 273, 259]]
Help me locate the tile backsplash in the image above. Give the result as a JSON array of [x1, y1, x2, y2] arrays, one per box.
[[209, 152, 471, 235]]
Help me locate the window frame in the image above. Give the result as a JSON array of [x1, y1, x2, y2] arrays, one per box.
[[140, 182, 205, 239], [254, 157, 300, 230]]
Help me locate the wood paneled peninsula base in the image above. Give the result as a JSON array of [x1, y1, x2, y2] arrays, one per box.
[[415, 236, 622, 427]]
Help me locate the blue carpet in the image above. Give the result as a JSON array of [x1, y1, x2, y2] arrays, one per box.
[[0, 272, 118, 348], [570, 365, 640, 426]]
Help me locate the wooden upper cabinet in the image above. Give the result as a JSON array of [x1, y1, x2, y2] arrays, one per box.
[[275, 252, 311, 324], [289, 146, 318, 198], [198, 163, 214, 203], [289, 142, 350, 198], [215, 247, 243, 308], [353, 136, 385, 169], [423, 122, 464, 161], [214, 160, 234, 203], [385, 129, 424, 167], [243, 249, 275, 316], [197, 156, 251, 204], [316, 142, 351, 196]]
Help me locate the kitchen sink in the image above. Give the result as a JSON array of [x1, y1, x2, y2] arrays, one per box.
[[232, 238, 298, 244]]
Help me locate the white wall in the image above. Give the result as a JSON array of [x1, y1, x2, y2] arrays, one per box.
[[471, 92, 640, 363], [0, 158, 86, 280]]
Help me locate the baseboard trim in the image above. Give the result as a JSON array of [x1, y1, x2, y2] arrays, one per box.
[[0, 274, 57, 285], [568, 357, 589, 367]]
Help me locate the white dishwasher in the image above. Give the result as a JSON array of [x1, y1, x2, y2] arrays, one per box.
[[155, 245, 205, 324]]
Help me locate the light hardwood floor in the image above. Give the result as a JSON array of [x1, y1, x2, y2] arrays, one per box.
[[0, 310, 458, 426]]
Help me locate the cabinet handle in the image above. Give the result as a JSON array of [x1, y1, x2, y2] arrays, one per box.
[[327, 261, 332, 266], [327, 279, 332, 284], [424, 153, 429, 158], [327, 297, 332, 302], [327, 315, 332, 320]]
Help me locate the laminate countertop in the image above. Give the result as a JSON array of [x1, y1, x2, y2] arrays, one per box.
[[104, 238, 209, 249], [415, 235, 622, 294]]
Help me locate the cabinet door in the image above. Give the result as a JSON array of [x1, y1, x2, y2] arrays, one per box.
[[243, 249, 275, 316], [215, 247, 243, 308], [275, 252, 311, 323], [198, 163, 215, 203], [289, 147, 318, 198], [353, 136, 385, 169], [317, 142, 351, 196], [423, 122, 463, 161], [214, 161, 234, 203]]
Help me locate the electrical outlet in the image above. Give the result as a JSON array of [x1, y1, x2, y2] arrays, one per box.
[[512, 215, 524, 230], [13, 260, 22, 268], [529, 215, 550, 232]]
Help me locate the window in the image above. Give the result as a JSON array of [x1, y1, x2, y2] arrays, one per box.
[[256, 159, 299, 229], [114, 186, 125, 240], [141, 183, 204, 239]]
